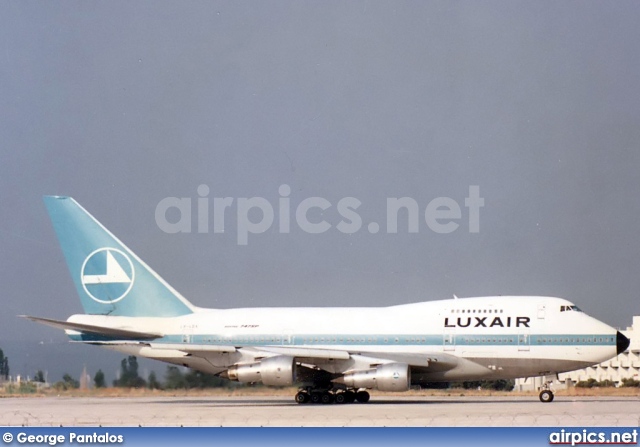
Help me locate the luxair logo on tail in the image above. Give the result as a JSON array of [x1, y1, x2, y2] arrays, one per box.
[[81, 248, 135, 303]]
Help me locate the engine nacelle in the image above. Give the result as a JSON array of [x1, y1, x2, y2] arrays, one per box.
[[226, 355, 296, 386], [341, 363, 410, 391]]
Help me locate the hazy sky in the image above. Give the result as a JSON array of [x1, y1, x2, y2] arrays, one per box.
[[1, 1, 639, 382]]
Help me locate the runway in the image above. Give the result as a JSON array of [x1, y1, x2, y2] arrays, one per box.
[[1, 396, 638, 426]]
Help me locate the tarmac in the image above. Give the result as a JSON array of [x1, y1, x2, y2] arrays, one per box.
[[1, 395, 639, 426]]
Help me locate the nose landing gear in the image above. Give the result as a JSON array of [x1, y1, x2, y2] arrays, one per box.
[[539, 380, 555, 403], [539, 389, 554, 402]]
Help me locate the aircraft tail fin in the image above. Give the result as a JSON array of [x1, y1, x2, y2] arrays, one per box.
[[43, 196, 195, 317]]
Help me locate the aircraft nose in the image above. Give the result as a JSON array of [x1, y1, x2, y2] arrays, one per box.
[[616, 331, 630, 355]]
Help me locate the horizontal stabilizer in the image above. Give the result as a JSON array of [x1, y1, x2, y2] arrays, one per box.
[[20, 315, 163, 340]]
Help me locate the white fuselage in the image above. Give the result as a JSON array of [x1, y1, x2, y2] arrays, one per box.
[[67, 295, 621, 383]]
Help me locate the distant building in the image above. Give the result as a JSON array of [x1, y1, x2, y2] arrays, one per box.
[[516, 316, 639, 390], [79, 365, 91, 390]]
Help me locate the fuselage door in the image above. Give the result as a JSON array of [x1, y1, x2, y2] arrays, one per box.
[[443, 328, 456, 351], [518, 328, 530, 351], [282, 329, 293, 346], [537, 304, 546, 319]]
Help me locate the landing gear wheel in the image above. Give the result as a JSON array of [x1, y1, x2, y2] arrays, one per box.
[[310, 392, 322, 404], [539, 390, 554, 403], [355, 390, 370, 403], [344, 390, 356, 403], [295, 391, 309, 404], [321, 392, 334, 404], [335, 393, 347, 404]]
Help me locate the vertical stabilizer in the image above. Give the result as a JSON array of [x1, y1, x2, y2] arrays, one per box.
[[44, 196, 195, 317]]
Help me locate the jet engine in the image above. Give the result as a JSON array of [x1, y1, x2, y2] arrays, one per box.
[[339, 363, 410, 391], [226, 355, 296, 386]]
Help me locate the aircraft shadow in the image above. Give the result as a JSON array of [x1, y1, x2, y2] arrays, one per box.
[[153, 397, 634, 407]]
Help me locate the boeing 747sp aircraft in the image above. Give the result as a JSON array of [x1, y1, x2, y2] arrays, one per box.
[[23, 196, 630, 403]]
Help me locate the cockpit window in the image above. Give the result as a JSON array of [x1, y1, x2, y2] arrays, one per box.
[[560, 305, 582, 312]]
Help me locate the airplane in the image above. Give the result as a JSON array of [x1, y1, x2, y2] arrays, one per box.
[[23, 196, 630, 404]]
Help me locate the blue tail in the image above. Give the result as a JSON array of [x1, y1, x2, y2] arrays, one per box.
[[44, 196, 195, 317]]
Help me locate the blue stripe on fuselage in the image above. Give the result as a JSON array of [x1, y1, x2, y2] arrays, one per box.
[[67, 332, 617, 347]]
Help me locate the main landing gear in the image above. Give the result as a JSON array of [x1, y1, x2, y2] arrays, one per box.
[[538, 381, 555, 403], [295, 388, 370, 404]]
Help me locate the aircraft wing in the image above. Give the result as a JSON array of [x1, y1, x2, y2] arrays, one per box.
[[249, 345, 458, 370], [254, 345, 350, 360], [141, 343, 458, 372], [37, 327, 458, 373], [20, 315, 163, 340], [68, 341, 237, 354], [357, 351, 459, 370], [148, 343, 237, 353]]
